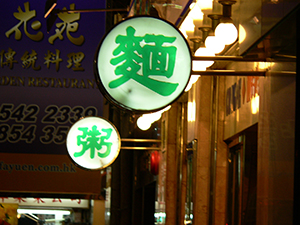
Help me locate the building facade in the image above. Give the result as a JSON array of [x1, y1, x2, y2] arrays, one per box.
[[147, 0, 299, 225]]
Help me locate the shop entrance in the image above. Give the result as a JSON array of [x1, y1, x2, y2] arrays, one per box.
[[226, 124, 257, 225]]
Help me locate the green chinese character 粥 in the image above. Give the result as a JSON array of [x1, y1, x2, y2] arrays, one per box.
[[75, 126, 113, 159], [109, 26, 179, 96]]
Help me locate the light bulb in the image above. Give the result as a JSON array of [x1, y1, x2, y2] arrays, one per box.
[[185, 75, 200, 92], [215, 22, 238, 45], [194, 47, 215, 68], [196, 0, 213, 10], [137, 111, 163, 131], [190, 75, 200, 84], [189, 2, 204, 26], [137, 116, 152, 131], [148, 112, 162, 122], [179, 16, 195, 37], [192, 60, 206, 72], [162, 105, 171, 112], [205, 35, 225, 54]]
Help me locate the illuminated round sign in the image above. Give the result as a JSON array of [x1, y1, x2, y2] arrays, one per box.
[[94, 16, 192, 113], [66, 117, 121, 170]]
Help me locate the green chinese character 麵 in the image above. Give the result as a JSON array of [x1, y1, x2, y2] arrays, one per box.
[[109, 26, 179, 96]]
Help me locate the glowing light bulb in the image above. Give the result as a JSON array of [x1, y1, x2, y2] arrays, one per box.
[[196, 0, 213, 10], [148, 111, 162, 122], [179, 16, 195, 37], [136, 106, 171, 130], [194, 47, 215, 68], [205, 35, 225, 54], [189, 2, 204, 27], [185, 75, 200, 92], [137, 116, 152, 131], [215, 22, 238, 45]]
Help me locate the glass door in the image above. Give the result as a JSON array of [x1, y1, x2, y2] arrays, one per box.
[[227, 142, 243, 225], [226, 125, 257, 225]]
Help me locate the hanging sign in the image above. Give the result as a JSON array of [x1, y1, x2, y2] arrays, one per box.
[[94, 16, 192, 113], [0, 0, 106, 196], [66, 117, 121, 170]]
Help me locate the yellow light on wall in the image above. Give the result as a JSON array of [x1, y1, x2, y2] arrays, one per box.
[[251, 94, 259, 114], [188, 101, 196, 122], [256, 62, 274, 70]]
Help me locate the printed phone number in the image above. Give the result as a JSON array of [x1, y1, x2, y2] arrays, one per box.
[[0, 103, 98, 144]]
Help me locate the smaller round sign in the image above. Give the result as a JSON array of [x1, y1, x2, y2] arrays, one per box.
[[66, 117, 121, 170]]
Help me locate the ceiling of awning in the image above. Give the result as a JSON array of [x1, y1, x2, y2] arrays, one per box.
[[243, 3, 299, 60]]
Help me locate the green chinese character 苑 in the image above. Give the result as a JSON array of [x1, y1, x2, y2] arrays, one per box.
[[109, 26, 178, 96], [75, 126, 113, 159]]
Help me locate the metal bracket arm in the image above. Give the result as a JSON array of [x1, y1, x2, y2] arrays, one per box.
[[121, 138, 161, 151]]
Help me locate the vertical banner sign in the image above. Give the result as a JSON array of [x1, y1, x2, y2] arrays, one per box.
[[94, 16, 192, 113], [0, 0, 106, 195]]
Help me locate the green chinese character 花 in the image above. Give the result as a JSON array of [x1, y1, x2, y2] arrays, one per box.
[[75, 126, 113, 159], [109, 26, 179, 96]]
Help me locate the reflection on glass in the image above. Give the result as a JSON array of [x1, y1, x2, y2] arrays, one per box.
[[239, 24, 246, 43]]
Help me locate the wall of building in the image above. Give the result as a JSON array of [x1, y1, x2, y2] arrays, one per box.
[[187, 75, 228, 225], [257, 65, 296, 225]]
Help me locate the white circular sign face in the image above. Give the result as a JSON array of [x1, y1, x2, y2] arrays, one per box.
[[66, 117, 121, 170], [94, 16, 192, 113]]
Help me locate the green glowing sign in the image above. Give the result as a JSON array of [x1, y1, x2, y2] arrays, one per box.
[[95, 16, 191, 113], [66, 117, 120, 170]]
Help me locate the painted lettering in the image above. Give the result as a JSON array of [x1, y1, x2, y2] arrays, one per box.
[[226, 77, 259, 116]]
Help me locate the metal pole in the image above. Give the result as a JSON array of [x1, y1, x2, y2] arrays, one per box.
[[192, 56, 266, 61], [208, 75, 219, 225], [191, 70, 266, 76], [176, 101, 186, 225], [121, 138, 161, 143], [192, 56, 296, 62], [59, 8, 129, 13]]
